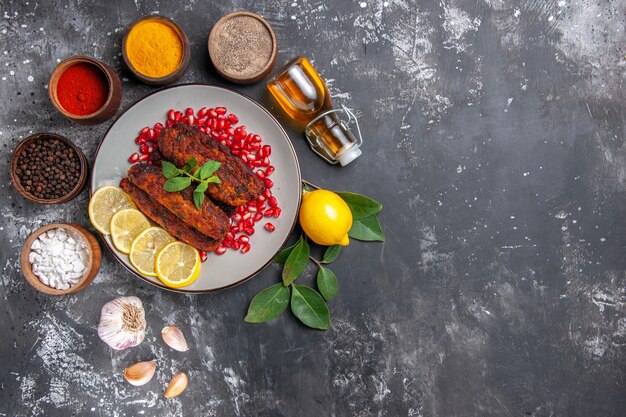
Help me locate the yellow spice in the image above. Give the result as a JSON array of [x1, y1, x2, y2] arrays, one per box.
[[126, 20, 183, 78]]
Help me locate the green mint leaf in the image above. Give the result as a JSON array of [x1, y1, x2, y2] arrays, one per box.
[[182, 156, 198, 173], [290, 284, 330, 330], [161, 161, 180, 179], [244, 283, 290, 323], [199, 161, 221, 180], [317, 267, 338, 301], [273, 241, 299, 263], [303, 184, 313, 192], [336, 192, 383, 220], [195, 181, 209, 194], [204, 176, 221, 184], [193, 189, 204, 209], [282, 235, 310, 286], [163, 176, 192, 192], [322, 245, 342, 264], [349, 215, 385, 241]]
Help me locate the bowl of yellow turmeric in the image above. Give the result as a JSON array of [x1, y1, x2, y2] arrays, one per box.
[[122, 15, 191, 86]]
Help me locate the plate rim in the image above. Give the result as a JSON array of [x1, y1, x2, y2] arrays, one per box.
[[90, 83, 301, 294]]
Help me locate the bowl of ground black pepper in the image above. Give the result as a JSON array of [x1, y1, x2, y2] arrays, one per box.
[[208, 11, 278, 84], [10, 133, 88, 204], [49, 56, 122, 125]]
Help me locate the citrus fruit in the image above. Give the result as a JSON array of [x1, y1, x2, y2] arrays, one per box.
[[299, 189, 353, 246], [155, 241, 201, 288], [110, 208, 150, 254], [129, 227, 175, 276], [89, 186, 136, 235]]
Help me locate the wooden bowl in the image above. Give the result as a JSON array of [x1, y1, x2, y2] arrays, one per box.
[[122, 15, 191, 86], [49, 56, 122, 125], [20, 223, 102, 295], [10, 133, 88, 205], [208, 11, 278, 84]]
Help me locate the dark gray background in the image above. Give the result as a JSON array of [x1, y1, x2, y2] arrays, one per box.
[[1, 0, 624, 416]]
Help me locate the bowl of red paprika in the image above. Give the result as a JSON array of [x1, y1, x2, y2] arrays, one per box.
[[49, 56, 122, 125]]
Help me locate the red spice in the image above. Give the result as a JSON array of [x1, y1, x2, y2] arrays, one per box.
[[57, 63, 108, 116]]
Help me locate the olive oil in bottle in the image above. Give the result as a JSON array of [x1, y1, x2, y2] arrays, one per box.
[[267, 56, 362, 166]]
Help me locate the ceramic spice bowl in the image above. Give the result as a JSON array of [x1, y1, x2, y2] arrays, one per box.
[[20, 223, 102, 295], [10, 133, 88, 205], [208, 11, 278, 84], [48, 56, 122, 125], [122, 15, 191, 86]]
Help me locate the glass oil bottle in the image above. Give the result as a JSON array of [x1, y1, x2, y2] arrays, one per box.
[[267, 56, 363, 166]]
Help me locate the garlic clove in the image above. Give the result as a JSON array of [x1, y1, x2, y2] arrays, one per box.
[[164, 371, 188, 398], [124, 360, 157, 386], [161, 325, 189, 352]]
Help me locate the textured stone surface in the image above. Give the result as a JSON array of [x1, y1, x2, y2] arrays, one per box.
[[0, 1, 624, 416]]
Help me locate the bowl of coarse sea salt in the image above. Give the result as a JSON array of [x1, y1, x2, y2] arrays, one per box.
[[20, 223, 102, 295]]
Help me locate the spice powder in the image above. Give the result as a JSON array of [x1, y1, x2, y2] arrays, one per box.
[[212, 15, 273, 78]]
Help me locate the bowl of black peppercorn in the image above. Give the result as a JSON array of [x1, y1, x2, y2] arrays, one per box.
[[10, 133, 88, 204]]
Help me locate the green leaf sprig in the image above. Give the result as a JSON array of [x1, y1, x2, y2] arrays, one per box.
[[244, 183, 384, 330], [162, 157, 221, 209]]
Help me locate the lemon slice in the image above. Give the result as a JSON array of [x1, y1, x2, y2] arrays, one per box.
[[89, 186, 136, 235], [155, 242, 201, 288], [129, 227, 175, 276], [110, 208, 151, 254]]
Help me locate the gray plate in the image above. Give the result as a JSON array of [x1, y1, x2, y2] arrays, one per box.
[[91, 84, 301, 293]]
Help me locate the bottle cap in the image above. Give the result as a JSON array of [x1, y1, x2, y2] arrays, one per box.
[[338, 146, 362, 166]]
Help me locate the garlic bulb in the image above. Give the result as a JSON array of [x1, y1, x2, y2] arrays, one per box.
[[162, 325, 189, 352], [98, 296, 146, 350]]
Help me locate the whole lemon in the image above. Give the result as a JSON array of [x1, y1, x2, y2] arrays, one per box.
[[299, 190, 353, 246]]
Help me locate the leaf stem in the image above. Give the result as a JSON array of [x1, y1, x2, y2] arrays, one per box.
[[302, 179, 321, 190], [309, 256, 322, 268]]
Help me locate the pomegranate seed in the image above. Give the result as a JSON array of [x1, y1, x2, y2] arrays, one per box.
[[148, 129, 156, 140], [198, 107, 208, 118], [154, 122, 164, 132], [253, 212, 263, 222], [197, 117, 208, 126], [266, 166, 275, 176], [239, 235, 250, 243], [273, 207, 282, 218], [263, 189, 272, 198], [226, 232, 234, 240], [268, 196, 278, 207], [238, 221, 245, 230], [233, 241, 241, 250], [231, 226, 240, 233], [240, 243, 251, 253], [128, 153, 139, 163], [219, 133, 229, 141], [187, 115, 195, 125], [227, 114, 239, 124], [147, 145, 154, 153], [210, 131, 221, 139], [236, 206, 246, 214], [216, 119, 225, 130], [265, 223, 275, 232], [180, 116, 188, 124], [243, 212, 252, 221], [247, 200, 257, 206], [261, 157, 270, 167], [264, 178, 274, 188], [139, 154, 150, 161], [207, 109, 218, 118], [199, 251, 208, 262], [243, 227, 255, 235], [200, 127, 207, 133], [215, 106, 227, 115], [262, 145, 272, 156], [257, 203, 267, 211], [185, 107, 194, 116], [140, 127, 150, 137], [245, 218, 254, 227], [139, 144, 148, 154], [167, 109, 176, 121], [264, 208, 274, 217], [226, 128, 235, 136], [223, 238, 233, 248], [234, 213, 242, 222], [257, 195, 266, 203], [215, 246, 227, 255], [135, 136, 146, 145], [166, 119, 174, 127]]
